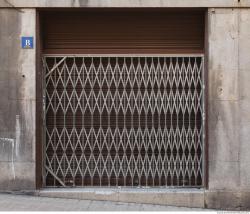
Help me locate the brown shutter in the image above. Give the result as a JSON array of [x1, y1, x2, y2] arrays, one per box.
[[41, 9, 205, 54]]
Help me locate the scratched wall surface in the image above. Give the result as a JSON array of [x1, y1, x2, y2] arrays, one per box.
[[0, 9, 36, 190]]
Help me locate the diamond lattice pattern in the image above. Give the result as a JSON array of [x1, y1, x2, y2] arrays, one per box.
[[44, 56, 204, 187]]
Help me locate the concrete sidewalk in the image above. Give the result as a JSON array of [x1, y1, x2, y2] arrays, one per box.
[[0, 193, 209, 211]]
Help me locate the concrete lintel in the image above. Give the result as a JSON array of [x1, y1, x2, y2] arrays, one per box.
[[0, 0, 249, 8]]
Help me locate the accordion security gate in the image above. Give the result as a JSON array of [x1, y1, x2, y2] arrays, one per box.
[[43, 55, 205, 187]]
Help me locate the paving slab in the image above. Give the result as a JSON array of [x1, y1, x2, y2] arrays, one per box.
[[0, 193, 210, 211]]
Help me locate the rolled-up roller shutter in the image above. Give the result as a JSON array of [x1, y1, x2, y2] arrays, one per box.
[[41, 9, 205, 54]]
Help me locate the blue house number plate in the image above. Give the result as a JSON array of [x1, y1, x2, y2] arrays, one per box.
[[21, 37, 34, 49]]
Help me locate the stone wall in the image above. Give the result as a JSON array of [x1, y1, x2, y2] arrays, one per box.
[[0, 9, 36, 190], [205, 8, 250, 209], [0, 4, 249, 210]]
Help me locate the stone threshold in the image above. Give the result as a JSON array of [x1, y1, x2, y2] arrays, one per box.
[[35, 187, 205, 208]]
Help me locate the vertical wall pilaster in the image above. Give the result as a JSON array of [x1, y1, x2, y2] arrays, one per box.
[[208, 8, 240, 190], [0, 8, 36, 190]]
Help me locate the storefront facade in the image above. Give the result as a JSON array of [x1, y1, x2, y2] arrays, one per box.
[[0, 0, 250, 210]]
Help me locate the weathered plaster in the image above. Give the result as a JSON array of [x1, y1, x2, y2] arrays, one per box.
[[0, 0, 249, 8], [208, 9, 239, 101], [208, 8, 250, 196], [238, 9, 250, 192], [0, 8, 36, 190], [208, 8, 240, 191]]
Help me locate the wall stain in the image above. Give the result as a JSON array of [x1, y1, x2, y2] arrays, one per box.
[[15, 115, 20, 158], [0, 137, 15, 179]]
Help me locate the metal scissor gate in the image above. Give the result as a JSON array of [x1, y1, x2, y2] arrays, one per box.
[[43, 56, 205, 187]]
